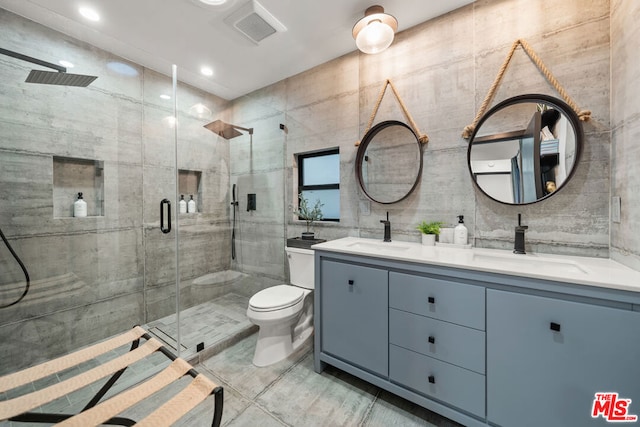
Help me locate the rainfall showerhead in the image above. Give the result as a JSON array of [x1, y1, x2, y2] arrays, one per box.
[[26, 70, 97, 87], [0, 47, 98, 87], [204, 119, 254, 140]]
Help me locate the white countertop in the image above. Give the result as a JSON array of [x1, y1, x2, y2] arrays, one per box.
[[312, 237, 640, 294]]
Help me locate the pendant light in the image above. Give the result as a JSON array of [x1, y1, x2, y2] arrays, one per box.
[[352, 5, 398, 54]]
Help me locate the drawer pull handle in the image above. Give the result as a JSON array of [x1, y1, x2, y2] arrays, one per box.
[[550, 322, 561, 332], [428, 296, 435, 304], [428, 375, 435, 384], [348, 280, 354, 285], [428, 336, 435, 344]]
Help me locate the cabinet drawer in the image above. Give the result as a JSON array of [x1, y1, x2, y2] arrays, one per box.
[[320, 260, 388, 376], [390, 345, 485, 418], [389, 272, 485, 330], [390, 309, 485, 374]]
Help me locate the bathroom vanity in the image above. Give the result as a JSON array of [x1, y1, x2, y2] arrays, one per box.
[[312, 237, 640, 427]]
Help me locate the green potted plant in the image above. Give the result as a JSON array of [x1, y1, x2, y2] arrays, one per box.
[[416, 220, 443, 246], [294, 193, 324, 240]]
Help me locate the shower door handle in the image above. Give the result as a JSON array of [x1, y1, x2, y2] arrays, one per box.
[[160, 199, 171, 234]]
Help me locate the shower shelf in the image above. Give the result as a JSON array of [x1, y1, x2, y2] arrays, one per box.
[[178, 169, 202, 213], [52, 156, 104, 218]]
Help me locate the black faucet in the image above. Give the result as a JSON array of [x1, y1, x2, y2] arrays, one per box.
[[380, 212, 391, 242], [513, 213, 528, 254]]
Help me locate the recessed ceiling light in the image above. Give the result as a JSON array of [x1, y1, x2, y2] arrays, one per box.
[[59, 60, 75, 68], [79, 6, 100, 22], [107, 62, 139, 76], [200, 66, 214, 77], [160, 94, 171, 100], [199, 0, 228, 5], [188, 103, 212, 119]]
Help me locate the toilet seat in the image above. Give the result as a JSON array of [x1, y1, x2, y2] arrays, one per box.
[[249, 285, 304, 312]]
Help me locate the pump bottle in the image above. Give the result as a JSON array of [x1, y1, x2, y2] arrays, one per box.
[[179, 195, 187, 214], [187, 195, 196, 213], [74, 192, 87, 217], [454, 215, 468, 245]]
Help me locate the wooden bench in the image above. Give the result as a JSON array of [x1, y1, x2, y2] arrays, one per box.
[[0, 326, 223, 426]]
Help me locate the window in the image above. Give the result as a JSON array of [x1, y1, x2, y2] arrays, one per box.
[[298, 149, 339, 221]]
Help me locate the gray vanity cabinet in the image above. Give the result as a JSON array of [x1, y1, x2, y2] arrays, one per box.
[[314, 248, 640, 427], [319, 259, 388, 376], [487, 289, 640, 427]]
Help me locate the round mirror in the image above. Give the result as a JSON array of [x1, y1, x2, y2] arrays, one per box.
[[356, 120, 424, 204], [467, 94, 583, 205]]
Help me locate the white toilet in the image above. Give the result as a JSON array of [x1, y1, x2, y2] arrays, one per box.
[[247, 246, 315, 367]]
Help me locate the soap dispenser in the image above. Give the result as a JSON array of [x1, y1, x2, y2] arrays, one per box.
[[179, 195, 187, 214], [454, 215, 468, 245], [187, 195, 196, 213], [73, 192, 87, 217]]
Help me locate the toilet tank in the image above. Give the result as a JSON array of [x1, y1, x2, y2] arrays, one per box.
[[285, 247, 315, 289]]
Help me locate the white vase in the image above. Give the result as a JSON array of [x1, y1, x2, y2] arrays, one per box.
[[421, 234, 436, 246]]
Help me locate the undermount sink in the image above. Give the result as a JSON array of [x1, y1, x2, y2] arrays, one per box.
[[346, 241, 411, 252], [472, 252, 589, 275]]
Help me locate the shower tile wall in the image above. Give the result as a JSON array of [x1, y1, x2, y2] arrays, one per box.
[[0, 9, 232, 374], [229, 85, 288, 282]]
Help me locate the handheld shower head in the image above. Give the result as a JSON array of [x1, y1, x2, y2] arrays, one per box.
[[1, 47, 98, 87]]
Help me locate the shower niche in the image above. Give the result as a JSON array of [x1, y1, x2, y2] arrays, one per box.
[[178, 169, 202, 213], [53, 156, 104, 218]]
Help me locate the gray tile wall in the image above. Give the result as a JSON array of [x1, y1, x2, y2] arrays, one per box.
[[228, 86, 288, 282], [232, 0, 617, 262], [610, 0, 640, 270]]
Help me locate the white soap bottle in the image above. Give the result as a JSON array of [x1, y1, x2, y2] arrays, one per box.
[[187, 195, 196, 213], [179, 195, 187, 214], [454, 215, 468, 245], [74, 192, 87, 217]]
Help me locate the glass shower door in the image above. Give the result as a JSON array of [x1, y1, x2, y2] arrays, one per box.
[[141, 65, 183, 355], [145, 64, 232, 359]]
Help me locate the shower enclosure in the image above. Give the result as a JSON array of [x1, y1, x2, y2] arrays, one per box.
[[0, 7, 253, 375], [0, 6, 292, 377]]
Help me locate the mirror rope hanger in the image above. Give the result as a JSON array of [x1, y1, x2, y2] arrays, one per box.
[[462, 39, 592, 140], [356, 78, 429, 146]]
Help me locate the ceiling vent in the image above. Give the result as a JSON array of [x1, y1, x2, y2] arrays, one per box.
[[223, 0, 286, 44]]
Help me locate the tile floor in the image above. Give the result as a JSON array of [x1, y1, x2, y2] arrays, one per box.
[[146, 293, 258, 363], [2, 292, 463, 427], [191, 333, 463, 427]]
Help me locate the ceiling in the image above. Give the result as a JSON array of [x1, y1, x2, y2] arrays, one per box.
[[0, 0, 474, 100]]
